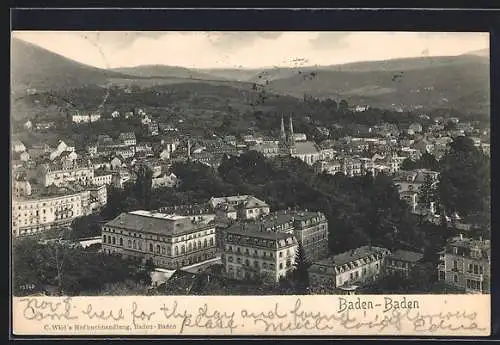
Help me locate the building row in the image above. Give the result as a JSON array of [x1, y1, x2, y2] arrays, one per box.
[[308, 234, 490, 294], [11, 183, 107, 237]]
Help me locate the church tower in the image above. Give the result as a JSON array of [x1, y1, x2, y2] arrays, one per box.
[[287, 115, 296, 153], [280, 115, 286, 142]]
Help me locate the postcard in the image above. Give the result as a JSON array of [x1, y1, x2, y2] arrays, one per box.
[[10, 29, 491, 337]]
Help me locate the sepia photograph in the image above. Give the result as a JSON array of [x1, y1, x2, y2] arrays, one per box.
[[10, 28, 491, 336]]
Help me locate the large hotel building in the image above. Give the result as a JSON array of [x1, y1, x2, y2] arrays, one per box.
[[308, 245, 391, 292], [438, 235, 490, 293], [12, 181, 107, 237], [222, 223, 298, 283], [250, 210, 329, 262], [101, 210, 217, 269]]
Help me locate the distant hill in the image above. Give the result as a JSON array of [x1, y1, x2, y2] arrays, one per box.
[[195, 68, 263, 82], [263, 55, 490, 115], [462, 48, 489, 58], [111, 65, 227, 81], [10, 38, 254, 94], [10, 38, 490, 117], [10, 38, 127, 93], [201, 54, 489, 83]]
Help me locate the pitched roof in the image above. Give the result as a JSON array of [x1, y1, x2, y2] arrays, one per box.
[[105, 211, 211, 236], [119, 132, 136, 140], [314, 246, 390, 267], [225, 223, 296, 241], [293, 141, 320, 155], [164, 270, 199, 294], [242, 196, 269, 209]]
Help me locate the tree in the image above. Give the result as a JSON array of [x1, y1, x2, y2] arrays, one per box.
[[400, 158, 417, 171], [45, 241, 70, 296], [418, 152, 439, 171], [339, 99, 349, 112], [418, 174, 438, 213], [438, 136, 490, 222], [134, 258, 155, 286], [134, 165, 153, 210], [293, 243, 310, 293], [70, 214, 104, 240]]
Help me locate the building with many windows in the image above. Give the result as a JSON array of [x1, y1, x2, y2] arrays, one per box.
[[11, 184, 107, 237], [438, 235, 490, 294], [385, 249, 425, 278], [118, 132, 137, 146], [256, 210, 329, 262], [92, 169, 113, 186], [101, 210, 217, 270], [208, 195, 270, 220], [72, 113, 101, 124], [308, 245, 391, 293], [222, 224, 298, 283], [38, 160, 95, 187]]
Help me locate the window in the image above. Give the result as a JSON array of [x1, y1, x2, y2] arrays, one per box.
[[156, 245, 161, 253], [103, 235, 107, 243], [133, 240, 137, 249], [204, 239, 207, 248], [279, 252, 283, 258], [453, 261, 458, 270], [119, 238, 123, 246], [128, 239, 132, 248], [245, 259, 250, 266], [112, 237, 116, 245], [254, 261, 259, 268], [181, 245, 185, 254], [237, 257, 241, 264], [454, 274, 458, 283], [210, 238, 214, 246], [175, 246, 179, 255], [188, 242, 192, 251], [279, 263, 283, 270]]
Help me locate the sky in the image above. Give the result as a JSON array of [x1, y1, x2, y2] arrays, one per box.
[[12, 31, 489, 70]]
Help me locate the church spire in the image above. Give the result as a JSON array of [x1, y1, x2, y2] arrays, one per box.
[[288, 115, 295, 144], [280, 114, 286, 141]]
